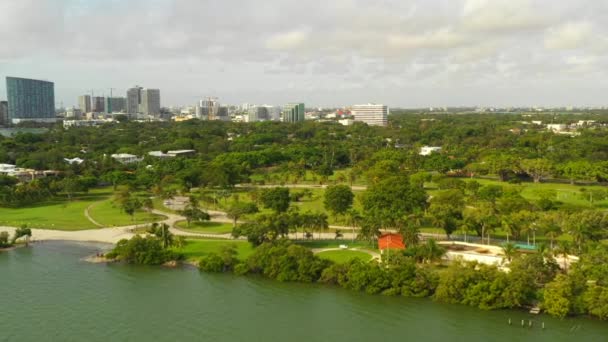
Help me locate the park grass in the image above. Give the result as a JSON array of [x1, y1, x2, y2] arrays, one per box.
[[462, 178, 608, 208], [175, 220, 234, 234], [151, 197, 179, 214], [175, 239, 254, 261], [87, 198, 165, 227], [0, 189, 113, 230], [317, 250, 373, 263], [296, 239, 375, 250]]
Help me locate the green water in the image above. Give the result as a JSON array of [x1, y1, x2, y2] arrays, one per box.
[[1, 242, 607, 341]]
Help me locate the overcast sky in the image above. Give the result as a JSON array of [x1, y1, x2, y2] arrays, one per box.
[[1, 0, 607, 108]]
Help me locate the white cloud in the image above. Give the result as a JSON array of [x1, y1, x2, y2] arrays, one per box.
[[545, 22, 593, 50], [266, 30, 311, 50], [0, 0, 607, 107]]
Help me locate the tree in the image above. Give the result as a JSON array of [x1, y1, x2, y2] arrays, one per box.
[[520, 158, 553, 183], [121, 198, 142, 222], [225, 202, 258, 227], [559, 161, 595, 185], [323, 185, 354, 220], [501, 243, 518, 263], [0, 231, 10, 247], [361, 175, 427, 229], [147, 223, 174, 248], [106, 235, 176, 265], [180, 206, 210, 227], [543, 274, 573, 318], [12, 225, 32, 246], [260, 187, 291, 213]]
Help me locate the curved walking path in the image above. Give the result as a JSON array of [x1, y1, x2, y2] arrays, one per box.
[[312, 247, 381, 261], [84, 203, 105, 228]]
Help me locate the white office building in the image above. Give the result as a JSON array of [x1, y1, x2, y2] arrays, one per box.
[[351, 104, 388, 126]]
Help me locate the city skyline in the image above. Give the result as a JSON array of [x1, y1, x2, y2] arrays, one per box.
[[1, 1, 607, 108]]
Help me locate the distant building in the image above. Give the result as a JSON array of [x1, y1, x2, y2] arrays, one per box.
[[148, 150, 196, 158], [0, 101, 8, 126], [105, 97, 126, 113], [63, 119, 115, 128], [282, 103, 305, 123], [140, 89, 160, 116], [6, 76, 56, 123], [338, 119, 354, 126], [547, 124, 567, 132], [111, 153, 142, 164], [64, 157, 84, 165], [64, 107, 82, 119], [419, 146, 442, 156], [247, 106, 269, 122], [351, 104, 388, 126], [91, 96, 105, 113], [126, 86, 143, 115], [78, 95, 91, 113]]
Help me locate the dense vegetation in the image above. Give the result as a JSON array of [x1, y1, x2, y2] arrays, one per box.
[[197, 239, 608, 320]]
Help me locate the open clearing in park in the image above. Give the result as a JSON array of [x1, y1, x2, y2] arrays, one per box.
[[87, 198, 164, 227], [316, 249, 373, 263], [176, 239, 254, 261], [0, 188, 164, 231], [174, 221, 234, 234], [0, 190, 112, 230]]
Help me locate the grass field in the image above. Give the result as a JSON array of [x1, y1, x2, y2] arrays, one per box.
[[87, 198, 165, 227], [0, 189, 112, 230], [174, 220, 234, 234], [175, 239, 254, 261], [317, 250, 373, 263]]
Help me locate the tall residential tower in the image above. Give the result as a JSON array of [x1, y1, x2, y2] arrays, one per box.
[[5, 77, 55, 123]]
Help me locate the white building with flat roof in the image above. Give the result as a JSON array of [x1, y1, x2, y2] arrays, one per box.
[[351, 104, 388, 126], [111, 153, 142, 164], [420, 146, 442, 156]]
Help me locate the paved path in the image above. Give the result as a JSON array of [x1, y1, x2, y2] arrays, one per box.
[[236, 183, 368, 191]]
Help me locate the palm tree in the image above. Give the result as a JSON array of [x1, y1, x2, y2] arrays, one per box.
[[554, 241, 571, 271], [346, 209, 362, 243], [501, 242, 518, 263], [422, 239, 446, 264]]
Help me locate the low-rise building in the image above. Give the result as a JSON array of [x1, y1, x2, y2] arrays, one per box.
[[420, 146, 442, 156], [111, 153, 142, 164], [148, 150, 196, 158], [64, 157, 84, 165], [547, 124, 567, 132]]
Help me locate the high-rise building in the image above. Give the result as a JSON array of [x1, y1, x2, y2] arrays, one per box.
[[200, 97, 221, 120], [126, 86, 143, 115], [78, 95, 91, 113], [91, 96, 105, 113], [140, 89, 160, 116], [351, 104, 388, 126], [105, 97, 126, 113], [264, 105, 281, 121], [5, 77, 56, 123], [0, 101, 8, 126], [282, 103, 305, 123], [247, 106, 266, 122]]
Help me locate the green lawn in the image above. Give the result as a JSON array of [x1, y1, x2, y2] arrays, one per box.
[[175, 220, 234, 234], [296, 239, 376, 250], [87, 198, 165, 227], [317, 250, 373, 263], [175, 239, 254, 261], [463, 178, 608, 208], [0, 190, 112, 230]]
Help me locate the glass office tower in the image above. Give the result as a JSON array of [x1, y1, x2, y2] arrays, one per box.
[[6, 77, 56, 123]]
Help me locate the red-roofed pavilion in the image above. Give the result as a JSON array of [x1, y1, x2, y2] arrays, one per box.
[[378, 233, 406, 250]]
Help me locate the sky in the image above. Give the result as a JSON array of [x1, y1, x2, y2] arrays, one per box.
[[1, 0, 607, 108]]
